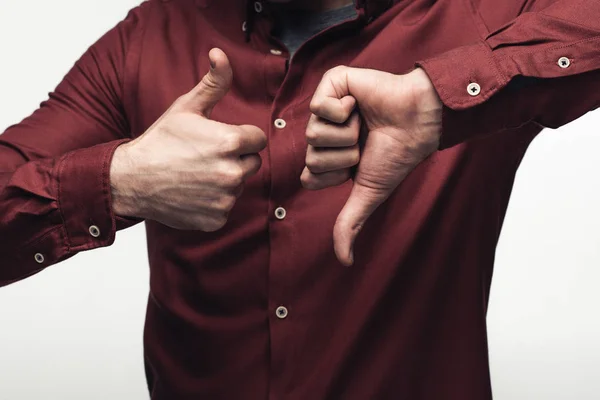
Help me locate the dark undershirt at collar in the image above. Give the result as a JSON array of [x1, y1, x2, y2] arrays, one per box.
[[271, 4, 358, 57]]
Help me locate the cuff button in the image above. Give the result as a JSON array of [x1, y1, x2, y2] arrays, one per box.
[[34, 253, 45, 264], [558, 57, 571, 69], [467, 82, 481, 96], [89, 225, 101, 238]]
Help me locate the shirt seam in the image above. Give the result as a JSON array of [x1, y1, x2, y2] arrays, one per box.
[[56, 152, 73, 252], [538, 11, 600, 32], [101, 140, 119, 246], [123, 0, 154, 137], [498, 34, 600, 58], [422, 42, 504, 109], [13, 225, 65, 256]]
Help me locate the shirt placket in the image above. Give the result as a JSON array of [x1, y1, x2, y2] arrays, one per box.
[[248, 2, 372, 397], [249, 3, 302, 398]]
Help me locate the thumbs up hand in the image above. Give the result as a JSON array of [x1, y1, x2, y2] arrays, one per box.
[[110, 48, 267, 231], [301, 67, 443, 266]]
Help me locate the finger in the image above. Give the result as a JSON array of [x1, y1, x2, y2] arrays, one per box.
[[239, 153, 262, 179], [310, 66, 356, 123], [310, 95, 356, 124], [182, 48, 233, 118], [236, 125, 268, 155], [300, 167, 351, 190], [333, 183, 388, 266], [305, 144, 360, 174], [306, 112, 361, 147]]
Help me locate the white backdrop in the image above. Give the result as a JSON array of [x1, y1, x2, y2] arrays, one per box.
[[0, 1, 599, 399]]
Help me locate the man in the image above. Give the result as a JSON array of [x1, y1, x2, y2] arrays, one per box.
[[0, 0, 598, 398]]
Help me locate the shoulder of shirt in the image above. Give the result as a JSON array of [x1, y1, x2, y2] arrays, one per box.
[[120, 0, 201, 31], [128, 0, 242, 33], [127, 0, 227, 24], [142, 0, 217, 11]]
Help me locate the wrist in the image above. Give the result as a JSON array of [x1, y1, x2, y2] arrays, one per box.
[[406, 68, 443, 150], [409, 68, 443, 113], [109, 142, 147, 218]]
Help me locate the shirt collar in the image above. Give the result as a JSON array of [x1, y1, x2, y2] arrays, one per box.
[[355, 0, 395, 19], [237, 0, 394, 38], [195, 0, 395, 16]]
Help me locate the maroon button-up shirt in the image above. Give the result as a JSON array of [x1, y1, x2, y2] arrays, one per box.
[[1, 0, 599, 398]]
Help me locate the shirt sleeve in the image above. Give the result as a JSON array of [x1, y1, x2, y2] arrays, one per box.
[[415, 0, 600, 149], [0, 2, 150, 286]]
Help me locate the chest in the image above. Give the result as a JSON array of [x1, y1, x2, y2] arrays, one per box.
[[129, 0, 485, 135], [125, 0, 491, 217]]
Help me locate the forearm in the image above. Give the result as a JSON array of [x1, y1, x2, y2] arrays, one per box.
[[109, 142, 147, 219]]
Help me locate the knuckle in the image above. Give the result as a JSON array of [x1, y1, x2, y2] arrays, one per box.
[[325, 65, 344, 78], [300, 176, 313, 190], [204, 217, 227, 232], [241, 125, 267, 147], [222, 169, 244, 188], [255, 130, 268, 148], [220, 133, 242, 154], [200, 73, 220, 92], [309, 97, 324, 115], [305, 127, 319, 144], [300, 171, 316, 190], [305, 153, 322, 173], [171, 94, 187, 108], [218, 194, 237, 212], [216, 216, 229, 229]]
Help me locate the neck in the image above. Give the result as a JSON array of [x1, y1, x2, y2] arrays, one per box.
[[270, 0, 354, 12]]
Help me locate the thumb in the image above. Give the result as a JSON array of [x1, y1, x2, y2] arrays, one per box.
[[185, 48, 233, 118], [333, 183, 388, 266]]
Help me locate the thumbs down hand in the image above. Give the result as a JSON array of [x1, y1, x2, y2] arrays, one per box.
[[301, 66, 443, 266]]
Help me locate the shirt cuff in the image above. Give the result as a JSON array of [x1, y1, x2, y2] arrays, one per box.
[[57, 139, 131, 252], [416, 41, 510, 149]]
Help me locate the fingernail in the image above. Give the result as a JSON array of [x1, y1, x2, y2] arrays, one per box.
[[209, 60, 216, 70]]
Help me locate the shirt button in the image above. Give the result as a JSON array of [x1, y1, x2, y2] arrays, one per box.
[[467, 82, 481, 96], [254, 1, 263, 13], [276, 306, 288, 319], [270, 49, 283, 56], [274, 207, 287, 220], [242, 21, 247, 32], [558, 56, 571, 68], [88, 225, 101, 238], [274, 118, 286, 129], [34, 253, 45, 264]]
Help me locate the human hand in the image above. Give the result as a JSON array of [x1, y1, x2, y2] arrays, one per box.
[[110, 48, 267, 231], [301, 67, 442, 265]]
